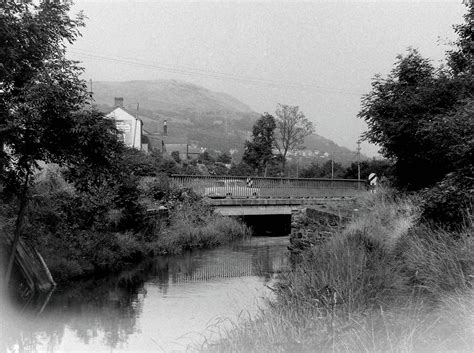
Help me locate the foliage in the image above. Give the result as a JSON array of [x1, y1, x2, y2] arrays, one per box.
[[198, 151, 215, 164], [0, 1, 129, 285], [273, 104, 315, 174], [179, 161, 203, 175], [17, 186, 145, 283], [343, 159, 393, 182], [421, 170, 473, 228], [207, 163, 230, 176], [447, 3, 474, 76], [359, 3, 473, 227], [318, 160, 344, 179], [216, 152, 232, 164], [170, 150, 181, 163], [242, 113, 276, 175], [155, 201, 251, 254], [5, 169, 250, 284], [120, 149, 161, 177], [298, 160, 346, 179], [204, 190, 474, 353], [298, 162, 321, 178], [228, 162, 255, 177], [359, 48, 473, 191], [0, 2, 104, 191]]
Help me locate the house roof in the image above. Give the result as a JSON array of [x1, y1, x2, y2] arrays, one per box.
[[106, 106, 142, 123]]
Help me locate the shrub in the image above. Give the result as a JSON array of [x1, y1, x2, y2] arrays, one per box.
[[153, 201, 250, 254], [421, 170, 473, 228]]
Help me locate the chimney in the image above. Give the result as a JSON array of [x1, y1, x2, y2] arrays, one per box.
[[114, 97, 124, 107], [163, 119, 168, 137]]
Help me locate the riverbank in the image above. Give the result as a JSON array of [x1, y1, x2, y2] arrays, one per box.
[[39, 204, 251, 285], [1, 235, 288, 352], [0, 172, 251, 287], [204, 189, 474, 352]]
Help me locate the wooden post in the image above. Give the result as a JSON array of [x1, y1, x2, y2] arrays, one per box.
[[5, 171, 30, 288]]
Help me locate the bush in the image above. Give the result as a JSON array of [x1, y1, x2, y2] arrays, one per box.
[[152, 200, 251, 254], [421, 171, 473, 228]]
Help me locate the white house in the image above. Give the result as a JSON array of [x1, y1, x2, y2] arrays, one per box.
[[106, 97, 145, 151]]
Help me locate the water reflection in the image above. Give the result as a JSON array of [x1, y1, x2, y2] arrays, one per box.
[[2, 236, 288, 352]]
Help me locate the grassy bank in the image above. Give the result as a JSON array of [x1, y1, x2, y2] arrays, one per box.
[[1, 170, 250, 285], [203, 189, 473, 352]]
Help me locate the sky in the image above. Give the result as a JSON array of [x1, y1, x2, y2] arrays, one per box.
[[68, 0, 467, 157]]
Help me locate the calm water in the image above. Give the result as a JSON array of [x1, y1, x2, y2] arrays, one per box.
[[1, 236, 289, 353]]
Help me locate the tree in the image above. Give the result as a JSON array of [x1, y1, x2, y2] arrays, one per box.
[[216, 152, 232, 164], [319, 160, 345, 179], [447, 3, 474, 75], [359, 2, 473, 225], [343, 159, 393, 182], [273, 104, 314, 175], [171, 151, 181, 164], [359, 48, 473, 190], [0, 2, 122, 286], [299, 162, 322, 178], [228, 162, 254, 177], [242, 113, 276, 175]]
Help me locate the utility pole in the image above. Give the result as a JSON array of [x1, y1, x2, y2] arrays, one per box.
[[356, 140, 361, 189], [89, 79, 94, 109], [296, 157, 299, 178], [331, 158, 334, 180], [356, 141, 361, 179]]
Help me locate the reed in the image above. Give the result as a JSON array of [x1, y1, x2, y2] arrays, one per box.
[[152, 203, 251, 254]]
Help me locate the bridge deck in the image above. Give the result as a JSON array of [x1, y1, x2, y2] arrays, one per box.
[[163, 175, 365, 216]]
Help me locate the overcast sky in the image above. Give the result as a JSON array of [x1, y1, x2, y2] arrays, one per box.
[[68, 0, 467, 157]]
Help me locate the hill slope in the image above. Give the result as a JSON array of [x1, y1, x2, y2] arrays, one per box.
[[93, 80, 254, 118], [93, 79, 362, 165]]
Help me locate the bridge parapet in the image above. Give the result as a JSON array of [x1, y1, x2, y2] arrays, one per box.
[[170, 174, 366, 199]]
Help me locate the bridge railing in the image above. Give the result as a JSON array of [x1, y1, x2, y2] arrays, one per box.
[[170, 174, 366, 198]]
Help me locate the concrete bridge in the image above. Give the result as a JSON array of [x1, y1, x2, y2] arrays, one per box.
[[170, 174, 365, 216]]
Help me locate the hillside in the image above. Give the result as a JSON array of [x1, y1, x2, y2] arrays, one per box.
[[93, 80, 362, 165], [93, 80, 254, 119]]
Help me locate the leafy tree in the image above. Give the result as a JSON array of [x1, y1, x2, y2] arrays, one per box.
[[228, 162, 254, 177], [359, 48, 473, 190], [359, 2, 473, 225], [0, 2, 122, 286], [180, 161, 202, 175], [299, 162, 322, 178], [171, 151, 181, 164], [447, 3, 474, 75], [343, 159, 393, 182], [318, 160, 345, 179], [242, 113, 276, 175], [208, 163, 229, 176], [273, 104, 314, 175], [198, 151, 214, 165], [216, 152, 232, 164]]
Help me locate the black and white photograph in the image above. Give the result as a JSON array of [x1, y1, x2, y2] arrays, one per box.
[[1, 0, 473, 352]]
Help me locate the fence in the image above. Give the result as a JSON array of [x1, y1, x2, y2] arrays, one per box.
[[169, 175, 366, 198]]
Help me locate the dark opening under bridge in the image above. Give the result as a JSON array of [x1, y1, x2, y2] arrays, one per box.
[[170, 175, 366, 216]]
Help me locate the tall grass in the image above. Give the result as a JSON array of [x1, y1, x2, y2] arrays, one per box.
[[152, 201, 251, 255], [203, 188, 474, 352]]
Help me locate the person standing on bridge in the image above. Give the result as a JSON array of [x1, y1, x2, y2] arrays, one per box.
[[368, 173, 377, 193]]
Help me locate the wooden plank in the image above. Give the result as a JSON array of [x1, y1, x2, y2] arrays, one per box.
[[2, 233, 56, 294]]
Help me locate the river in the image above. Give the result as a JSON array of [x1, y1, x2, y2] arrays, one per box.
[[2, 236, 289, 353]]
